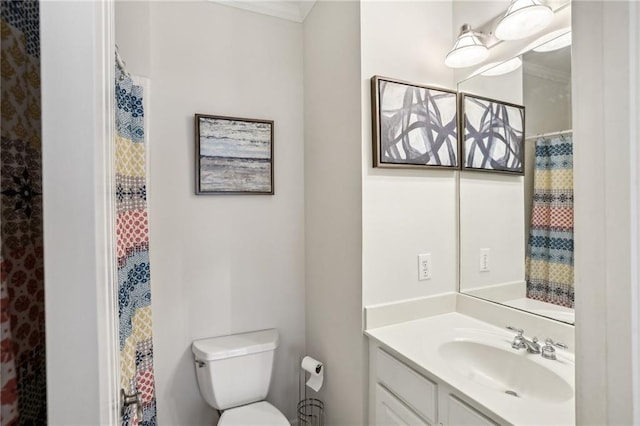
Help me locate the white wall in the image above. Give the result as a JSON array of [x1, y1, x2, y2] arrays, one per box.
[[451, 0, 507, 36], [117, 2, 305, 424], [573, 1, 639, 424], [523, 70, 571, 137], [303, 1, 367, 424], [634, 3, 640, 419], [42, 1, 118, 424], [361, 1, 457, 306], [459, 173, 524, 291], [115, 1, 151, 78]]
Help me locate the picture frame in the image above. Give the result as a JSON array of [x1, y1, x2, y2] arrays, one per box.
[[460, 93, 525, 175], [371, 75, 459, 169], [195, 114, 274, 195]]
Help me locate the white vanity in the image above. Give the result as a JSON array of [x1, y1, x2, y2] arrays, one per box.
[[365, 294, 575, 426], [363, 4, 576, 424]]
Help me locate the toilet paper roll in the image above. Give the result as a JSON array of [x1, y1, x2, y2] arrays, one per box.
[[301, 356, 324, 392]]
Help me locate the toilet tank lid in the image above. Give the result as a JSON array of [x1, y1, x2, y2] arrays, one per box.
[[192, 329, 279, 361]]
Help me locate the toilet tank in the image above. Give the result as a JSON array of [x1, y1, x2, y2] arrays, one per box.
[[192, 329, 278, 410]]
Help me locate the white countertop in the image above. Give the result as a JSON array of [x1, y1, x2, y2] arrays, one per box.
[[366, 312, 575, 426]]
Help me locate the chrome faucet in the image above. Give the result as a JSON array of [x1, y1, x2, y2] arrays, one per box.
[[506, 326, 541, 354]]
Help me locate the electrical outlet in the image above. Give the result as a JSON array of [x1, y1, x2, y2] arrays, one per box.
[[418, 253, 432, 281], [480, 248, 490, 272]]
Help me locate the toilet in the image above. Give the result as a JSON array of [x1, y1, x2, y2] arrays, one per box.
[[192, 329, 290, 425]]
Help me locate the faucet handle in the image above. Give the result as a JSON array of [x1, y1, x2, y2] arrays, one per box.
[[541, 339, 568, 360], [544, 338, 568, 349], [506, 326, 523, 336]]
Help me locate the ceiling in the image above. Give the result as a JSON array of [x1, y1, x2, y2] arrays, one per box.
[[209, 0, 317, 23], [211, 0, 569, 26]]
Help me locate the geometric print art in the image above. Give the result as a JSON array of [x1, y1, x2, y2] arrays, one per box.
[[462, 94, 525, 174], [526, 133, 574, 309], [373, 76, 459, 168], [116, 60, 157, 426], [1, 1, 47, 424]]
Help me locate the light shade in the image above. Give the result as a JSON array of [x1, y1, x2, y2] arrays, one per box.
[[445, 24, 489, 69], [495, 0, 553, 41], [481, 57, 522, 77]]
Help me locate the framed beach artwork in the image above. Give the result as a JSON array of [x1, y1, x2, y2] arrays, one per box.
[[371, 75, 459, 169], [195, 114, 274, 194], [460, 93, 525, 175]]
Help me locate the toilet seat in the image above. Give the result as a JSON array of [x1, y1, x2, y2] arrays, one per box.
[[219, 401, 289, 426]]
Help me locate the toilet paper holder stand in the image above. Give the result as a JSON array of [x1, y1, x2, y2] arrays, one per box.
[[298, 356, 325, 426]]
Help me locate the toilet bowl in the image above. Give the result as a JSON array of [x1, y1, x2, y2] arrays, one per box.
[[192, 329, 289, 425], [219, 401, 288, 425]]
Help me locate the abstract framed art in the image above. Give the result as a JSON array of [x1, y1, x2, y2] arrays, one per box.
[[371, 76, 459, 169], [195, 114, 274, 195], [460, 93, 525, 175]]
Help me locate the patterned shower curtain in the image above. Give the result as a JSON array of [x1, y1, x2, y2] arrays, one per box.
[[1, 1, 46, 425], [116, 62, 157, 425], [526, 133, 574, 308]]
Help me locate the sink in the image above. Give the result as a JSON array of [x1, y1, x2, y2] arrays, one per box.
[[366, 312, 575, 425], [438, 340, 573, 403]]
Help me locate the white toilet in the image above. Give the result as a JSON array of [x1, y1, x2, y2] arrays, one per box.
[[192, 328, 290, 425]]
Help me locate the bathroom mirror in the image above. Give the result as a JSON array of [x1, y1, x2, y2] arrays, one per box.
[[458, 30, 574, 324]]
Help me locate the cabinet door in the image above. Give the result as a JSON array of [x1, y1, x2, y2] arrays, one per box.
[[375, 384, 430, 426], [376, 349, 437, 423], [447, 396, 498, 426]]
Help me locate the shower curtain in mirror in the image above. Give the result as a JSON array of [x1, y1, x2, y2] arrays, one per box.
[[526, 133, 574, 308], [116, 61, 157, 425], [1, 1, 46, 425]]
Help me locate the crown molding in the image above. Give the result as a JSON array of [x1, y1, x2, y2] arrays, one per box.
[[210, 0, 316, 23]]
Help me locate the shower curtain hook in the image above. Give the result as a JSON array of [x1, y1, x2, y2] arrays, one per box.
[[115, 44, 129, 81]]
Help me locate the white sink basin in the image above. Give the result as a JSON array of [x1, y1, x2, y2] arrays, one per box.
[[366, 312, 575, 425], [438, 339, 573, 403]]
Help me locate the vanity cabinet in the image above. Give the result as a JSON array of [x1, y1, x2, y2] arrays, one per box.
[[370, 346, 500, 426]]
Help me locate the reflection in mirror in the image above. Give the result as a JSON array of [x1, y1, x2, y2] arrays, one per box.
[[458, 31, 574, 324]]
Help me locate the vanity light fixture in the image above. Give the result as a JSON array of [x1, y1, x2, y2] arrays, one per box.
[[494, 0, 553, 41], [532, 30, 572, 52], [445, 24, 489, 69], [480, 56, 522, 77]]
